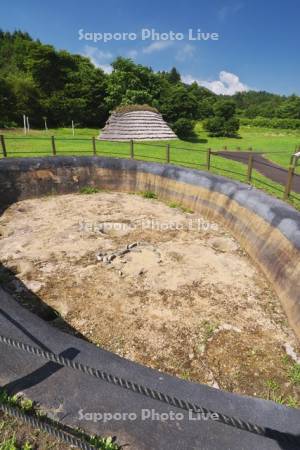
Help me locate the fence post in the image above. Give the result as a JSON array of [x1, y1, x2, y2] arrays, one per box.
[[166, 143, 170, 163], [51, 136, 56, 156], [92, 137, 97, 156], [0, 135, 7, 157], [296, 154, 300, 167], [284, 166, 295, 200], [207, 148, 211, 171], [247, 154, 254, 183], [130, 140, 134, 159]]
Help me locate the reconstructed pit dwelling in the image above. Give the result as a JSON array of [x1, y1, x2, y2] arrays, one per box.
[[1, 156, 300, 450], [99, 105, 178, 141]]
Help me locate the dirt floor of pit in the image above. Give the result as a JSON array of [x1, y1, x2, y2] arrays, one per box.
[[1, 190, 300, 407]]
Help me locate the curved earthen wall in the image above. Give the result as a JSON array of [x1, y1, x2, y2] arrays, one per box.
[[0, 156, 299, 338]]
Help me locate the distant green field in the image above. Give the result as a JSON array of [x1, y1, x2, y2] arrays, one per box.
[[196, 123, 300, 168], [1, 124, 300, 209]]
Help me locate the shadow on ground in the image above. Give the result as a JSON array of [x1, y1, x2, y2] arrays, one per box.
[[0, 264, 87, 338]]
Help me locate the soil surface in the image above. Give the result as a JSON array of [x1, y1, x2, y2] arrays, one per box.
[[217, 151, 300, 193], [1, 191, 300, 407], [0, 410, 69, 450]]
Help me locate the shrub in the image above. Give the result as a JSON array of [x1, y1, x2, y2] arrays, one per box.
[[203, 100, 240, 137], [0, 436, 18, 450], [142, 191, 157, 199], [240, 116, 300, 129], [203, 116, 225, 137], [223, 117, 240, 136], [79, 186, 102, 194], [289, 363, 300, 384], [213, 101, 236, 120], [204, 116, 240, 137], [171, 118, 195, 138]]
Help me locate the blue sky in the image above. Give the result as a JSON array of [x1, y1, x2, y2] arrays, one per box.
[[1, 0, 300, 95]]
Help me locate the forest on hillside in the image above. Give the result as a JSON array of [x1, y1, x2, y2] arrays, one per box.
[[1, 30, 300, 130]]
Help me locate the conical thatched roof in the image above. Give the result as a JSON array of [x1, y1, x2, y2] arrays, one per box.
[[99, 106, 177, 141]]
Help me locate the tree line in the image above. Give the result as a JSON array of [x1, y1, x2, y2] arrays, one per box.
[[0, 31, 299, 135]]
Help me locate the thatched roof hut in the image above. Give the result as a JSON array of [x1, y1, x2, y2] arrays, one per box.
[[99, 105, 177, 141]]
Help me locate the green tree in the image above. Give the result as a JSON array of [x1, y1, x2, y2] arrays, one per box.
[[277, 95, 300, 119], [160, 84, 198, 122], [197, 98, 214, 119], [8, 75, 42, 126], [105, 57, 159, 110], [0, 31, 109, 127], [0, 77, 16, 126], [204, 100, 240, 137], [172, 118, 195, 138], [1, 30, 300, 130], [28, 46, 77, 94], [213, 100, 236, 120], [167, 67, 181, 84]]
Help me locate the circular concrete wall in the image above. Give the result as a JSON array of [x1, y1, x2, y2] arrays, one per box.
[[1, 156, 300, 450], [1, 156, 299, 339]]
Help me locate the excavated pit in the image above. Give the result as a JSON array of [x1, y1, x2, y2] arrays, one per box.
[[1, 190, 299, 405]]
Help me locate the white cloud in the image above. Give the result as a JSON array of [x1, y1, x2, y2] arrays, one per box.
[[203, 71, 249, 95], [127, 49, 138, 59], [218, 3, 244, 22], [142, 41, 173, 54], [82, 45, 113, 73], [175, 44, 195, 62], [182, 71, 249, 95], [98, 64, 113, 74], [182, 74, 199, 85]]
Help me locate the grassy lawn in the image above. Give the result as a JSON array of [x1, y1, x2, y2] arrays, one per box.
[[195, 122, 300, 168], [1, 125, 300, 209]]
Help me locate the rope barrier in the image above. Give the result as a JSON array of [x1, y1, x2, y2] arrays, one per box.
[[53, 150, 94, 154], [214, 149, 291, 155], [0, 401, 98, 450], [0, 334, 299, 445], [134, 154, 165, 162], [218, 153, 295, 173], [289, 193, 300, 203], [2, 136, 293, 154], [170, 159, 206, 167], [4, 137, 53, 140], [251, 177, 286, 193], [96, 150, 130, 157], [210, 165, 246, 177], [5, 151, 52, 155], [54, 138, 92, 141], [134, 141, 167, 149], [134, 141, 207, 153], [170, 145, 207, 153], [1, 136, 299, 205]]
